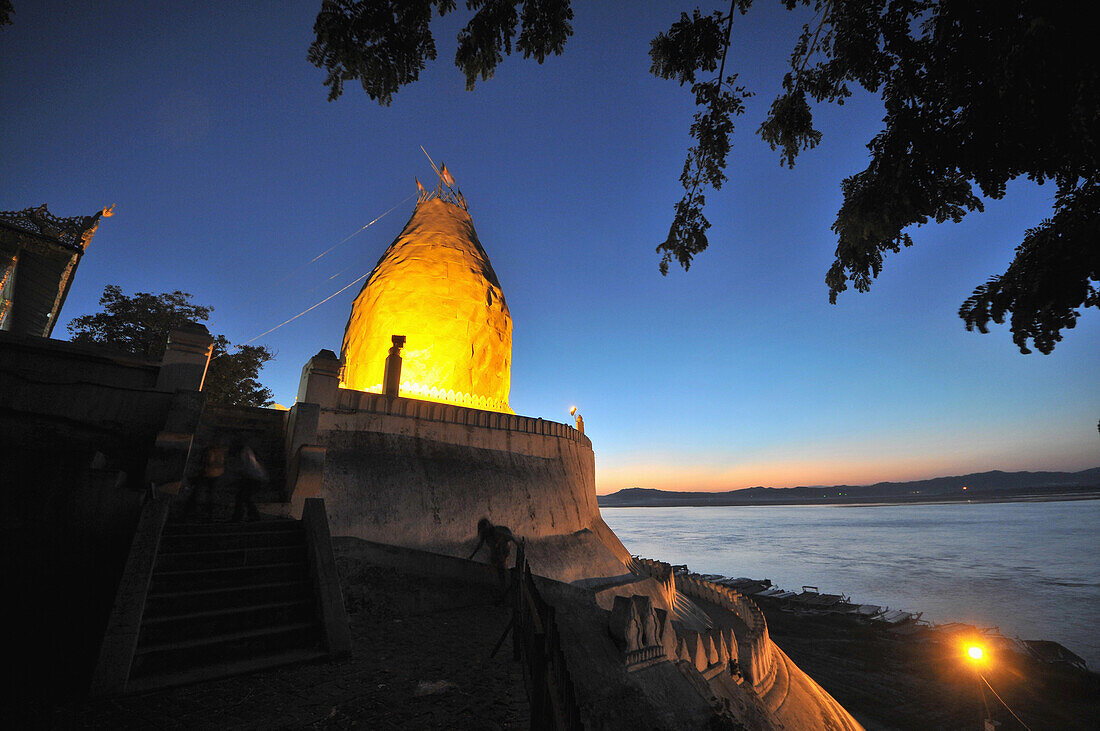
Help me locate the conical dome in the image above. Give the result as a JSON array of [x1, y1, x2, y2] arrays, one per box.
[[340, 197, 512, 413]]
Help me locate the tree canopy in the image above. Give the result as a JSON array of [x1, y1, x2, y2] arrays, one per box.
[[309, 0, 1098, 354], [68, 285, 275, 407]]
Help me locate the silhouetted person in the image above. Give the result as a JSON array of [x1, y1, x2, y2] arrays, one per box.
[[469, 518, 519, 592], [184, 440, 226, 520], [229, 439, 265, 522]]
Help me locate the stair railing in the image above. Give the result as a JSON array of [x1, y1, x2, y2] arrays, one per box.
[[509, 542, 584, 730]]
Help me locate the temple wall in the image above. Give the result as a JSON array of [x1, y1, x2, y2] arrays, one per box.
[[313, 390, 631, 582]]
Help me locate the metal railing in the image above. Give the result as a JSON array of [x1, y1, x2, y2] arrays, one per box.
[[509, 542, 585, 730]]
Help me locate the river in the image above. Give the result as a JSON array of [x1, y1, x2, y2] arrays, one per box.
[[601, 499, 1100, 669]]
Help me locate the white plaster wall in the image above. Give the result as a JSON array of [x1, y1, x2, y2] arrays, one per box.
[[316, 407, 631, 582]]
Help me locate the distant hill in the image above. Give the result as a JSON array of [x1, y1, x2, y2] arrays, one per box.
[[597, 468, 1100, 507]]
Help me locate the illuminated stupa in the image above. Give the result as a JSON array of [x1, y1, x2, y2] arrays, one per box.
[[340, 170, 513, 413]]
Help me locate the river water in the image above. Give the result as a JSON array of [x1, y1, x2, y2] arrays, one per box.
[[601, 499, 1100, 669]]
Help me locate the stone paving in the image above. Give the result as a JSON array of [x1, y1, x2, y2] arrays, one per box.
[[50, 555, 530, 729]]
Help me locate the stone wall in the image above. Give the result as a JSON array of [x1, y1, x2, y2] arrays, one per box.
[[317, 408, 597, 538], [0, 330, 168, 453], [315, 399, 629, 582], [1, 327, 211, 698], [293, 349, 631, 582], [291, 350, 629, 583]]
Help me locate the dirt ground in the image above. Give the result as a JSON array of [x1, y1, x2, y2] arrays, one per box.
[[44, 550, 530, 730], [759, 602, 1100, 731]]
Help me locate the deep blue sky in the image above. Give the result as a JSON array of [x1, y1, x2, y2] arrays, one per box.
[[3, 2, 1096, 492]]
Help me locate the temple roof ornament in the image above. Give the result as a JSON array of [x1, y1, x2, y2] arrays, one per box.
[[0, 203, 114, 250]]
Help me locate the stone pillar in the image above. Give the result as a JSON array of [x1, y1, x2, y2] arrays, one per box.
[[382, 335, 405, 397], [575, 414, 584, 434], [155, 322, 213, 392], [297, 349, 342, 407]]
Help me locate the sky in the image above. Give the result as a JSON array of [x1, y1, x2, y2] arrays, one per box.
[[2, 2, 1097, 494]]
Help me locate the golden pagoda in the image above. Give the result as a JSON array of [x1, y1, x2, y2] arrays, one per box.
[[340, 170, 513, 412]]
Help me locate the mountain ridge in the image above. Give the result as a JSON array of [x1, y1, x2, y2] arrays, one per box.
[[597, 467, 1100, 507]]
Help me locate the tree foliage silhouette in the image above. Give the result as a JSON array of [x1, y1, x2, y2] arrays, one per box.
[[309, 0, 1098, 354], [68, 285, 275, 407]]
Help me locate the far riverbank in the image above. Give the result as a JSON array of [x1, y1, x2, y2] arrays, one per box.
[[598, 487, 1100, 509], [598, 467, 1100, 508]]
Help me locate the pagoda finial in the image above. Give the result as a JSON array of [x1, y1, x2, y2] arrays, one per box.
[[416, 147, 467, 210]]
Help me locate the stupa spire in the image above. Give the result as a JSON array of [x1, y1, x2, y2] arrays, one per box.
[[340, 169, 511, 412]]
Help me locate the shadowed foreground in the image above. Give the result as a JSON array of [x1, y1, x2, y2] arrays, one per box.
[[48, 544, 528, 729]]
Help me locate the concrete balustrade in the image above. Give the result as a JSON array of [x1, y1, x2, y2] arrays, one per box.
[[632, 557, 677, 610], [330, 386, 590, 445], [609, 594, 676, 672], [297, 356, 590, 447], [631, 557, 776, 694]]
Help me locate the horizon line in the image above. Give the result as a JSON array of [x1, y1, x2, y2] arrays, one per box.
[[594, 464, 1100, 496]]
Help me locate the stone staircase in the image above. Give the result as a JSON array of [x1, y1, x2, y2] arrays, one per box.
[[126, 517, 327, 691]]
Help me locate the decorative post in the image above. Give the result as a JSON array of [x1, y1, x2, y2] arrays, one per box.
[[383, 335, 405, 398], [296, 349, 342, 407], [155, 322, 213, 392]]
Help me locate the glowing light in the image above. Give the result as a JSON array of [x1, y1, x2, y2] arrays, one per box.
[[341, 198, 512, 413], [570, 406, 577, 416], [967, 645, 984, 660]]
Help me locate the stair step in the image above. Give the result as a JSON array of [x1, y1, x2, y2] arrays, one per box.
[[131, 622, 322, 678], [138, 599, 315, 646], [149, 561, 308, 593], [162, 519, 299, 536], [154, 544, 306, 572], [160, 528, 304, 553], [125, 647, 329, 694], [144, 581, 309, 616], [136, 621, 319, 655]]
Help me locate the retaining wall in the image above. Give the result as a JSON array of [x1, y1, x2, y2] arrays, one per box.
[[315, 389, 630, 583]]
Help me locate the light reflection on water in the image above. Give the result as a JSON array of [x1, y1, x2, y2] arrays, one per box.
[[601, 500, 1100, 669]]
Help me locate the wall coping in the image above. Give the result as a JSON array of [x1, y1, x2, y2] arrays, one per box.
[[0, 329, 160, 373], [326, 387, 592, 448]]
